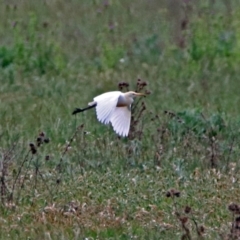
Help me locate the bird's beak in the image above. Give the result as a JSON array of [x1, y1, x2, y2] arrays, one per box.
[[135, 92, 146, 96]]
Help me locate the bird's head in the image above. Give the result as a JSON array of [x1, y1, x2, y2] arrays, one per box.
[[125, 91, 145, 99]]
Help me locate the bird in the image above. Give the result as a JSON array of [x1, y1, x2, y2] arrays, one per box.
[[72, 91, 145, 137]]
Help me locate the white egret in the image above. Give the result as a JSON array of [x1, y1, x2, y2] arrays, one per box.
[[72, 91, 145, 137]]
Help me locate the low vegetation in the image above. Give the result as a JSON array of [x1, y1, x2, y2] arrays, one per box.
[[0, 1, 240, 239]]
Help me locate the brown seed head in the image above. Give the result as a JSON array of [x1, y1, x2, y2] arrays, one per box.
[[77, 124, 84, 130], [198, 225, 205, 234], [122, 82, 129, 87], [180, 216, 188, 224], [181, 19, 188, 30], [42, 21, 48, 28], [235, 216, 240, 223], [175, 192, 180, 197], [39, 132, 45, 137], [44, 138, 50, 144], [166, 189, 181, 198], [184, 206, 191, 214], [166, 191, 171, 198], [36, 137, 43, 146], [29, 143, 37, 154], [228, 203, 240, 214]]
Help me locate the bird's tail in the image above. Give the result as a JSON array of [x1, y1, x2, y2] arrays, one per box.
[[72, 103, 97, 115], [72, 108, 83, 115]]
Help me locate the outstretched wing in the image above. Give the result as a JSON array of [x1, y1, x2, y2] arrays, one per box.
[[110, 106, 131, 137], [94, 91, 122, 124]]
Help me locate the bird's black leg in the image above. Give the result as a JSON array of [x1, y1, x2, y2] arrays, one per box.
[[72, 103, 97, 115]]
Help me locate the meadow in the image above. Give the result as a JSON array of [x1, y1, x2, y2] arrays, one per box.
[[0, 0, 240, 239]]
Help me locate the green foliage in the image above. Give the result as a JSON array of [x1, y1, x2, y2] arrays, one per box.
[[132, 34, 161, 63], [0, 13, 65, 74], [167, 109, 225, 137], [99, 42, 125, 70], [0, 46, 14, 67], [187, 11, 240, 71]]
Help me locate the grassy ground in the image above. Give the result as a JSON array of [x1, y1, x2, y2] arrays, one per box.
[[1, 0, 240, 239]]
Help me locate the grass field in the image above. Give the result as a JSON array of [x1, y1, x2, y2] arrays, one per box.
[[1, 0, 240, 239]]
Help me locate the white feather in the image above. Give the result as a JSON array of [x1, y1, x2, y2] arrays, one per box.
[[94, 91, 122, 124], [110, 106, 131, 137]]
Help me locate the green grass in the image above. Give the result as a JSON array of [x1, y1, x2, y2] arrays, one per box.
[[1, 0, 240, 239]]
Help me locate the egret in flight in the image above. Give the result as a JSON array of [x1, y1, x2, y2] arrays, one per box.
[[72, 91, 145, 137]]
